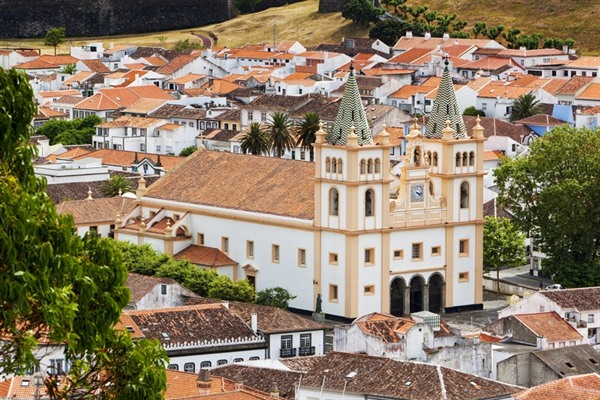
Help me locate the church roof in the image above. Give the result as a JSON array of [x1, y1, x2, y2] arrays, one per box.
[[326, 67, 372, 146], [424, 64, 467, 139]]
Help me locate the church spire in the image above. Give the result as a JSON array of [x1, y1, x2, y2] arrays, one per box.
[[326, 64, 372, 146], [425, 61, 467, 139]]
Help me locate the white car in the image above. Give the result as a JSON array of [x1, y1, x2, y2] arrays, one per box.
[[545, 284, 563, 290]]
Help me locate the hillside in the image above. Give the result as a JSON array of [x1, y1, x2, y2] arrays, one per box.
[[0, 0, 598, 54]]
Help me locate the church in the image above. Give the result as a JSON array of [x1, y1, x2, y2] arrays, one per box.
[[115, 64, 486, 320]]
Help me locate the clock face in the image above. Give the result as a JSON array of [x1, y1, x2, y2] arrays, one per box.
[[411, 184, 424, 202]]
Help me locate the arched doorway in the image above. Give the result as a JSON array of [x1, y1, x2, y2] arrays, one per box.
[[429, 274, 444, 313], [410, 276, 425, 313], [390, 277, 406, 317]]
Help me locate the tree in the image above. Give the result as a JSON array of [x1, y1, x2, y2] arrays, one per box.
[[485, 25, 504, 40], [60, 63, 77, 75], [172, 38, 203, 52], [483, 217, 526, 292], [463, 106, 486, 117], [369, 18, 413, 47], [255, 287, 297, 309], [268, 112, 295, 158], [502, 28, 521, 49], [156, 259, 218, 296], [0, 68, 167, 398], [342, 0, 384, 26], [472, 22, 487, 39], [296, 112, 321, 162], [36, 115, 101, 145], [99, 174, 134, 197], [208, 275, 255, 302], [494, 126, 600, 288], [240, 122, 270, 155], [44, 27, 66, 56], [510, 93, 542, 122], [179, 145, 198, 156]]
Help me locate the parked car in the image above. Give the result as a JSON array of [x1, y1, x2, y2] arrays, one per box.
[[545, 284, 563, 290]]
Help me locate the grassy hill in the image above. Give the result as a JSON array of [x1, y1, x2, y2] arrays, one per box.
[[0, 0, 597, 54]]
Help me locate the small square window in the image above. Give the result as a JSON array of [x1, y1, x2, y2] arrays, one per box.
[[393, 250, 404, 259], [364, 248, 375, 265], [411, 243, 423, 260], [160, 284, 167, 295], [459, 272, 469, 282], [247, 241, 254, 258], [197, 233, 205, 245], [329, 253, 338, 264], [298, 248, 306, 267], [459, 239, 469, 256], [329, 284, 338, 302], [431, 246, 441, 256], [272, 244, 280, 263], [222, 237, 229, 253], [364, 285, 375, 295], [588, 314, 595, 323]]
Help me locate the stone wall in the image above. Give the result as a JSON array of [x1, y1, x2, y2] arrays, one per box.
[[0, 0, 235, 38]]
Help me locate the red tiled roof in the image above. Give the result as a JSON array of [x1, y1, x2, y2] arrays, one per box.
[[174, 245, 237, 267], [514, 312, 582, 342], [514, 373, 600, 400]]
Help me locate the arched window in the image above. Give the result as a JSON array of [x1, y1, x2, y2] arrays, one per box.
[[367, 159, 373, 174], [469, 151, 475, 166], [184, 362, 196, 373], [433, 152, 438, 167], [460, 182, 469, 209], [455, 153, 461, 167], [462, 152, 468, 167], [325, 157, 331, 173], [337, 158, 343, 174], [360, 159, 366, 174], [331, 158, 337, 173], [329, 188, 339, 216], [413, 146, 421, 166], [374, 158, 381, 173], [429, 181, 435, 196], [365, 189, 374, 216], [425, 151, 431, 166], [200, 361, 212, 369]]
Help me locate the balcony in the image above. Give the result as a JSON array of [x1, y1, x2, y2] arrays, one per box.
[[279, 348, 297, 358], [299, 346, 315, 356]]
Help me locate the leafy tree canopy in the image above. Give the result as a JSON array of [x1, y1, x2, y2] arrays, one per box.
[[342, 0, 384, 26], [179, 145, 198, 157], [44, 27, 66, 55], [510, 93, 542, 122], [36, 115, 101, 145], [172, 38, 204, 52], [255, 287, 297, 309], [240, 122, 270, 156], [463, 106, 486, 117], [495, 126, 600, 287], [99, 174, 134, 197], [0, 67, 167, 398], [483, 216, 526, 292], [208, 275, 255, 303]]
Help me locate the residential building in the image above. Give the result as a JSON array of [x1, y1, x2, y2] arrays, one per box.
[[513, 372, 600, 400], [125, 273, 199, 310]]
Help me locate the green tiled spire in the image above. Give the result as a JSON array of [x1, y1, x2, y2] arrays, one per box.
[[425, 62, 467, 139], [327, 66, 372, 146]]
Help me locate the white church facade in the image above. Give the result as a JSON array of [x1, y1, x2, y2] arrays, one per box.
[[115, 64, 485, 320]]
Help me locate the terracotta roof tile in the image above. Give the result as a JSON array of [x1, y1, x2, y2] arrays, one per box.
[[514, 373, 600, 400], [541, 286, 600, 311], [157, 54, 201, 75], [174, 245, 237, 267], [555, 76, 594, 95], [576, 82, 600, 100], [145, 150, 314, 219], [70, 148, 185, 171], [168, 73, 206, 84], [81, 59, 111, 73], [514, 114, 567, 126], [126, 272, 179, 302], [387, 48, 432, 64], [37, 54, 80, 65], [513, 312, 582, 342], [97, 115, 163, 128], [566, 56, 600, 69], [212, 365, 301, 399], [57, 196, 136, 225]]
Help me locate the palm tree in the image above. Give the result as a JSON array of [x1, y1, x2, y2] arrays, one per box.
[[296, 112, 321, 162], [511, 93, 542, 122], [268, 112, 295, 158], [240, 122, 270, 155], [99, 174, 134, 197]]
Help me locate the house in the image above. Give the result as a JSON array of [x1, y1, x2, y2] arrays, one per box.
[[211, 364, 303, 399], [114, 64, 486, 321], [513, 114, 570, 136], [392, 32, 504, 56], [34, 157, 110, 184], [0, 48, 39, 69], [334, 312, 492, 377], [575, 105, 600, 128], [498, 287, 600, 345], [125, 273, 199, 310], [456, 57, 525, 80], [200, 128, 240, 152], [513, 372, 600, 399], [173, 245, 238, 280], [495, 48, 570, 69], [120, 304, 268, 372], [495, 344, 600, 387]]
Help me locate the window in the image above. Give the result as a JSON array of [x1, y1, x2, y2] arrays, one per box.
[[234, 358, 244, 363], [272, 244, 280, 263], [161, 284, 167, 295], [329, 188, 339, 216], [460, 182, 469, 208], [89, 226, 98, 236], [249, 356, 260, 361], [247, 241, 254, 258], [221, 237, 229, 253], [217, 359, 228, 366], [375, 158, 381, 173], [298, 248, 306, 266], [365, 189, 374, 216], [589, 314, 595, 323], [411, 243, 423, 260], [459, 239, 469, 256], [184, 362, 196, 373], [281, 335, 293, 350], [329, 253, 338, 264], [300, 333, 311, 348], [325, 157, 331, 172], [469, 151, 475, 166], [431, 246, 441, 256], [360, 159, 366, 174], [329, 284, 338, 302], [462, 152, 468, 167], [455, 153, 462, 167], [197, 233, 205, 245], [200, 361, 212, 369], [364, 248, 374, 265], [50, 359, 64, 375], [156, 145, 161, 152], [393, 250, 404, 259], [433, 152, 438, 167], [364, 285, 375, 295], [459, 272, 469, 282], [261, 112, 267, 122], [337, 158, 343, 174], [168, 364, 179, 370]]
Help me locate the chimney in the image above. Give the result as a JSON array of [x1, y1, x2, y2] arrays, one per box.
[[196, 369, 211, 395], [251, 313, 258, 334], [406, 31, 413, 38], [424, 32, 431, 40], [270, 382, 279, 398], [442, 33, 449, 41]]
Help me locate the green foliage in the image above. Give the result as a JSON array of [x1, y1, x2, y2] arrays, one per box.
[[179, 145, 198, 157], [99, 174, 134, 197], [172, 38, 204, 52], [516, 32, 543, 50], [255, 287, 297, 309], [268, 112, 295, 158], [113, 242, 171, 276], [369, 18, 414, 47], [510, 93, 542, 122], [240, 122, 270, 155], [60, 63, 77, 75], [208, 275, 255, 302], [44, 27, 66, 55], [296, 112, 320, 162], [472, 22, 487, 39], [463, 106, 486, 117], [494, 126, 600, 287], [484, 25, 504, 40], [0, 68, 166, 397], [156, 259, 218, 296], [483, 217, 526, 291], [342, 0, 384, 26], [36, 115, 101, 145]]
